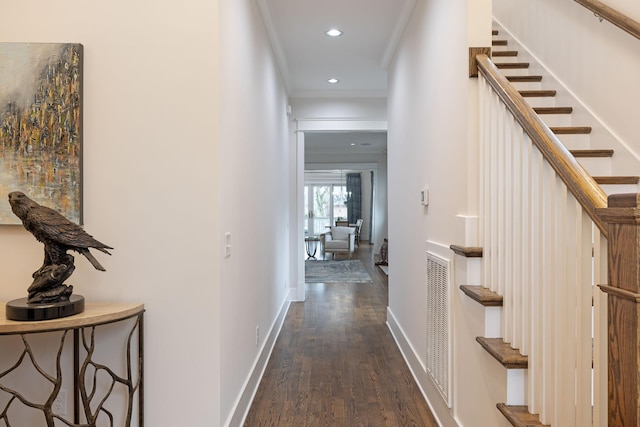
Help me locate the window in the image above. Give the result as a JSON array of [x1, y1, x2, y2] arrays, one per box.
[[304, 184, 347, 236]]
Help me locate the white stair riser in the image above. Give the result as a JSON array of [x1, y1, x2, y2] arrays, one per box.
[[576, 157, 612, 176], [493, 55, 520, 64], [509, 81, 542, 91], [553, 133, 590, 150], [491, 45, 510, 52], [485, 306, 502, 338], [498, 67, 531, 77], [600, 183, 639, 195], [538, 114, 573, 128], [507, 369, 526, 406], [522, 96, 555, 108]]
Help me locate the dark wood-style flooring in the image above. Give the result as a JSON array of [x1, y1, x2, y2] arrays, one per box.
[[244, 244, 438, 426]]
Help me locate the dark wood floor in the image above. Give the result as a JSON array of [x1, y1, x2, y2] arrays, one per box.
[[244, 244, 438, 426]]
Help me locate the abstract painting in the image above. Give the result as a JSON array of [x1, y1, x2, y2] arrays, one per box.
[[0, 43, 82, 224]]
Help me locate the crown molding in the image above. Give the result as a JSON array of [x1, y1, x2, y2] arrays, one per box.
[[380, 0, 417, 69], [255, 0, 293, 94], [290, 89, 388, 99]]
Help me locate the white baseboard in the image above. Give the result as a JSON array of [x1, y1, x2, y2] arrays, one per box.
[[387, 307, 459, 427], [225, 292, 291, 427]]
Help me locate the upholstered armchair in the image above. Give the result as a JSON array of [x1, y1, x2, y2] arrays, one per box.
[[321, 226, 356, 259]]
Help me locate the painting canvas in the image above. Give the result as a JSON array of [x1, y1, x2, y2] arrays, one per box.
[[0, 43, 82, 225]]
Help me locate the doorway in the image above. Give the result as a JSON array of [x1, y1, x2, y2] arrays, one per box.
[[294, 122, 388, 302]]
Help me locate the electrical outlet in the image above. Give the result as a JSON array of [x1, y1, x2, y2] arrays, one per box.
[[255, 326, 260, 346], [53, 390, 67, 415]]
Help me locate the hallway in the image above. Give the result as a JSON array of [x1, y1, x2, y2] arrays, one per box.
[[244, 245, 438, 426]]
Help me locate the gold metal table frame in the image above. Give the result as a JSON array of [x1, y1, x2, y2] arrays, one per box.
[[0, 303, 144, 427]]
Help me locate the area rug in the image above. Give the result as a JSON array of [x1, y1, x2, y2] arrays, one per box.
[[305, 260, 373, 283]]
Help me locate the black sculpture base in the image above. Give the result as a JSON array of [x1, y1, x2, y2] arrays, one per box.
[[6, 295, 85, 321]]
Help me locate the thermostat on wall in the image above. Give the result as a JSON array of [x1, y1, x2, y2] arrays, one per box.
[[421, 187, 429, 206]]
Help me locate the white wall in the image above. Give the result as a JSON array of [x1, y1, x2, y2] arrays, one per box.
[[387, 1, 507, 426], [0, 0, 221, 425], [219, 0, 291, 425], [493, 0, 640, 172], [291, 97, 387, 121], [603, 0, 640, 21], [388, 1, 467, 421], [0, 0, 291, 426]]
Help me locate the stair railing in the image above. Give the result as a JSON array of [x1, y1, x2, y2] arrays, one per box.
[[476, 53, 609, 426], [574, 0, 640, 40]]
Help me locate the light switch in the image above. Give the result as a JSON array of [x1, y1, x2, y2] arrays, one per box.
[[224, 232, 231, 258], [421, 187, 429, 206]]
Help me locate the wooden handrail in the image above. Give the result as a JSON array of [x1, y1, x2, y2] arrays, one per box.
[[476, 54, 609, 236], [574, 0, 640, 40]]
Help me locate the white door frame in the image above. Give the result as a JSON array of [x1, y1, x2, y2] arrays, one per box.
[[294, 120, 387, 301]]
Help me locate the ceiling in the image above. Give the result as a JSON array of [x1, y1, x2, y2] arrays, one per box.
[[304, 131, 387, 155], [258, 0, 416, 98], [258, 0, 414, 155]]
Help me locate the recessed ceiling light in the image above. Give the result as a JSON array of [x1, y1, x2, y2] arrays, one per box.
[[327, 78, 339, 84], [350, 143, 356, 146], [325, 29, 343, 37]]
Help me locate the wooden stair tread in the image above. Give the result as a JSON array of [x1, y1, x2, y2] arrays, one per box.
[[533, 106, 573, 114], [492, 50, 518, 57], [519, 89, 556, 97], [492, 29, 499, 35], [495, 62, 530, 69], [594, 176, 640, 184], [507, 75, 542, 83], [550, 126, 592, 134], [476, 337, 528, 368], [460, 286, 503, 306], [492, 39, 508, 46], [497, 404, 549, 427], [449, 244, 483, 258], [570, 149, 614, 158]]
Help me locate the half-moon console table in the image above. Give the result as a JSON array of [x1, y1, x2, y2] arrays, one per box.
[[0, 303, 144, 427]]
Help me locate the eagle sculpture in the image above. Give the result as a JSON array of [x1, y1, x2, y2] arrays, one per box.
[[8, 191, 113, 303]]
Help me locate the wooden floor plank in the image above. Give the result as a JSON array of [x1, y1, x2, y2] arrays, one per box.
[[244, 244, 439, 426]]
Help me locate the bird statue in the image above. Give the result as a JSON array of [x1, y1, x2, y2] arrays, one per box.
[[8, 191, 113, 303]]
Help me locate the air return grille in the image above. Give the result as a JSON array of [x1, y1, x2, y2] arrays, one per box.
[[426, 251, 452, 407]]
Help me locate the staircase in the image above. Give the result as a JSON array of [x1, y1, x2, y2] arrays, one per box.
[[453, 24, 639, 426], [460, 280, 546, 426], [454, 242, 543, 426], [490, 28, 639, 196]]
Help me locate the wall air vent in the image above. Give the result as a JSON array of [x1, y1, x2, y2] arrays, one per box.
[[425, 250, 452, 407]]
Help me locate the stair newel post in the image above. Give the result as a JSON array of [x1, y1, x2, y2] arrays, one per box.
[[596, 193, 640, 427]]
